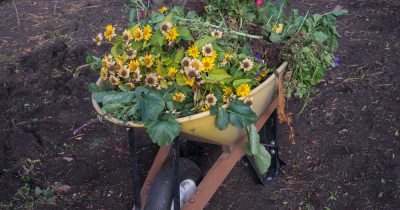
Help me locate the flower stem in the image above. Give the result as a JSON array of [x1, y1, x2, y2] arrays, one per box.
[[298, 11, 310, 33], [73, 111, 115, 135]]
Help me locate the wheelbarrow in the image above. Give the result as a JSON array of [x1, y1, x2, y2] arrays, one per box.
[[92, 61, 289, 210]]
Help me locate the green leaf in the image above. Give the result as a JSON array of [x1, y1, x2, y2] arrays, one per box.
[[46, 197, 54, 203], [111, 46, 118, 58], [227, 99, 257, 129], [330, 9, 348, 16], [144, 118, 180, 146], [131, 41, 142, 50], [86, 82, 99, 92], [217, 109, 229, 130], [129, 23, 141, 33], [129, 9, 135, 23], [103, 92, 135, 104], [175, 73, 186, 86], [269, 32, 283, 42], [92, 90, 116, 103], [194, 36, 217, 49], [254, 145, 271, 174], [232, 79, 252, 89], [164, 12, 174, 23], [312, 13, 323, 23], [156, 61, 166, 76], [246, 124, 260, 155], [327, 34, 339, 51], [210, 106, 219, 116], [208, 68, 232, 81], [313, 31, 329, 42], [177, 27, 194, 40], [160, 80, 168, 89], [35, 187, 42, 195], [214, 87, 224, 106], [239, 44, 252, 56], [174, 48, 184, 63], [245, 13, 255, 22], [89, 138, 104, 147], [381, 178, 386, 184], [138, 88, 165, 121], [119, 85, 131, 92]]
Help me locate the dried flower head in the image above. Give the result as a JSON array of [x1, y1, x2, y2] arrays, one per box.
[[109, 75, 120, 86], [122, 29, 132, 42], [181, 57, 191, 69], [125, 82, 135, 89], [244, 96, 254, 107], [194, 76, 205, 85], [160, 22, 172, 35], [205, 94, 217, 106], [145, 73, 158, 87], [173, 92, 185, 102], [202, 43, 213, 57], [107, 61, 116, 73], [185, 66, 198, 78], [125, 47, 137, 60], [211, 29, 223, 38], [240, 58, 254, 72], [93, 33, 103, 46], [119, 66, 130, 78], [133, 69, 142, 81], [189, 59, 203, 71], [227, 94, 236, 104]]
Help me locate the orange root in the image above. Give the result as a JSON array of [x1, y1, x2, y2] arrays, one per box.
[[277, 73, 295, 144]]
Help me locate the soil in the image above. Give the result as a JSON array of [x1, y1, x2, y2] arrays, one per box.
[[1, 0, 400, 209]]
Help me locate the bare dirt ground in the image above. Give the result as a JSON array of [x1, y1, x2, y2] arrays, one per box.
[[1, 0, 400, 209]]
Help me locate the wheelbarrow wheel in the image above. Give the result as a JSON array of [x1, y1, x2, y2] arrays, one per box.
[[145, 158, 202, 210]]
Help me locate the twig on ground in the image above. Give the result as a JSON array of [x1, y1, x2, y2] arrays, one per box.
[[12, 1, 20, 26], [54, 0, 58, 15]]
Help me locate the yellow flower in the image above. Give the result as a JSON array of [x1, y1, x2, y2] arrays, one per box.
[[122, 29, 132, 42], [143, 54, 154, 68], [224, 52, 233, 62], [160, 22, 172, 35], [109, 75, 120, 86], [93, 33, 103, 46], [236, 83, 251, 96], [189, 59, 203, 71], [143, 25, 152, 40], [167, 67, 178, 75], [133, 28, 143, 42], [202, 57, 214, 71], [273, 24, 283, 34], [201, 105, 210, 112], [165, 27, 179, 41], [125, 83, 135, 89], [104, 24, 116, 41], [261, 71, 268, 77], [183, 75, 194, 86], [173, 92, 185, 102], [129, 60, 139, 72], [211, 29, 223, 38], [240, 58, 254, 72], [207, 50, 217, 60], [100, 69, 107, 79], [223, 87, 233, 96], [158, 7, 167, 13], [188, 45, 200, 59], [202, 43, 213, 57]]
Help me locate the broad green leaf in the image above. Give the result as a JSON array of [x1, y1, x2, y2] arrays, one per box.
[[217, 108, 229, 130], [208, 68, 232, 81], [138, 88, 165, 121], [129, 9, 135, 23], [92, 90, 116, 102], [160, 79, 168, 89], [330, 9, 348, 16], [214, 87, 224, 106], [243, 142, 252, 156], [312, 13, 323, 23], [245, 13, 255, 22], [246, 124, 260, 155], [174, 48, 184, 63], [111, 46, 118, 58], [131, 41, 142, 50], [327, 34, 339, 51], [119, 84, 131, 92], [164, 12, 174, 23], [127, 103, 140, 116], [156, 61, 166, 76], [86, 82, 99, 92], [233, 79, 252, 89], [227, 99, 257, 129], [239, 44, 252, 56], [144, 118, 180, 146], [35, 187, 42, 195], [269, 32, 283, 42], [201, 73, 218, 84], [194, 36, 217, 49], [254, 145, 271, 174], [313, 31, 329, 42], [177, 27, 194, 40], [210, 106, 219, 116], [129, 23, 141, 34], [103, 92, 136, 104], [175, 73, 186, 86], [123, 51, 127, 62]]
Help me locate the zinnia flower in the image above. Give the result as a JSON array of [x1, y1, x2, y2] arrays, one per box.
[[109, 75, 120, 86], [173, 92, 185, 102], [236, 83, 251, 96], [93, 33, 103, 46], [129, 60, 139, 72], [107, 61, 116, 72], [185, 66, 198, 78], [202, 57, 214, 71], [188, 45, 200, 58], [143, 54, 154, 68], [119, 66, 130, 78], [133, 28, 143, 42], [201, 105, 210, 111], [183, 74, 194, 86], [167, 67, 178, 75], [189, 59, 203, 71], [100, 69, 107, 79], [143, 25, 152, 40], [223, 87, 233, 96], [145, 73, 158, 87], [122, 29, 132, 42], [125, 46, 137, 60], [240, 58, 254, 72], [104, 24, 116, 41], [202, 43, 213, 57], [205, 94, 217, 106], [211, 29, 223, 38], [160, 22, 172, 35], [165, 27, 179, 41]]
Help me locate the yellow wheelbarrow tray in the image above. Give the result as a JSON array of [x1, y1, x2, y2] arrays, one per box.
[[92, 61, 288, 146]]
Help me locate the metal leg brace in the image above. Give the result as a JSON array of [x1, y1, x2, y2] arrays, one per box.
[[128, 128, 141, 210], [173, 137, 180, 210]]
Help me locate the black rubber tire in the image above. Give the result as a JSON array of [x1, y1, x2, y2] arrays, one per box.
[[145, 158, 202, 210]]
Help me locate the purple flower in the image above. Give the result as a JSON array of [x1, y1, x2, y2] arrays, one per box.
[[331, 57, 339, 68], [333, 57, 339, 62], [255, 75, 260, 79], [225, 19, 228, 25], [254, 53, 262, 63], [258, 69, 262, 73]]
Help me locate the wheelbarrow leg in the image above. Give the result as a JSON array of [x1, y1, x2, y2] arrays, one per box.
[[172, 137, 180, 210], [128, 128, 141, 210]]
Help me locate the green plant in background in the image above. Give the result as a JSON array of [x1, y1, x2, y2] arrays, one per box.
[[35, 186, 55, 204]]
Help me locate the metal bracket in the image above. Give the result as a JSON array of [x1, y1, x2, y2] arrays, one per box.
[[128, 128, 142, 210], [241, 109, 287, 187]]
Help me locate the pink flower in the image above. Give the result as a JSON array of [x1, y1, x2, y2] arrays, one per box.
[[149, 9, 155, 14], [47, 184, 51, 187], [205, 153, 209, 156], [115, 148, 119, 151]]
